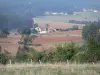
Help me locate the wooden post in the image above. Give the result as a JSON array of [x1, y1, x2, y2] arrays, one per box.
[[67, 60, 69, 64], [9, 59, 12, 65], [39, 60, 41, 64], [31, 59, 32, 64]]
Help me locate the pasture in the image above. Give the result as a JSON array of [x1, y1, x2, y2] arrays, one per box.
[[36, 12, 100, 22], [35, 12, 100, 29]]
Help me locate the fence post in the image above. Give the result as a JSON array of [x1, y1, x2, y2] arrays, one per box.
[[67, 60, 69, 64], [39, 60, 41, 64], [31, 59, 32, 64], [9, 59, 12, 65]]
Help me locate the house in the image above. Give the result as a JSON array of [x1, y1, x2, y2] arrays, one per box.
[[35, 27, 56, 34], [94, 10, 98, 12]]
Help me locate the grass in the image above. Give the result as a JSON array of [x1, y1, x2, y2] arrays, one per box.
[[35, 12, 100, 23], [0, 63, 100, 75]]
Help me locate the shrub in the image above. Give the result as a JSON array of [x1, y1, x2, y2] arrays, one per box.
[[40, 50, 55, 63], [16, 52, 29, 62], [54, 43, 79, 62], [27, 48, 41, 62], [72, 52, 87, 63], [72, 25, 79, 30], [86, 38, 100, 62], [0, 53, 9, 65], [16, 47, 40, 63]]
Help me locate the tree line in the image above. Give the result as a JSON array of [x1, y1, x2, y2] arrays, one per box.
[[0, 14, 34, 30]]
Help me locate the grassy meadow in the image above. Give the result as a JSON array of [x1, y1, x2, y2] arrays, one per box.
[[0, 63, 100, 75], [35, 12, 100, 23], [34, 12, 100, 29]]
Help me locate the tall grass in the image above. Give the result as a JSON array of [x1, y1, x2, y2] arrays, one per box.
[[0, 63, 100, 75]]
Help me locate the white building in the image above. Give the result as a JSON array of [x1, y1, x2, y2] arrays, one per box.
[[52, 12, 58, 15], [94, 10, 98, 12], [65, 13, 68, 15]]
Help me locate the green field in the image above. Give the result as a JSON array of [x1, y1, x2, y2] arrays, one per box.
[[35, 12, 100, 23], [0, 64, 100, 75]]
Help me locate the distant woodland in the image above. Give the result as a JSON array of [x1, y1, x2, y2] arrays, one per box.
[[0, 0, 100, 29]]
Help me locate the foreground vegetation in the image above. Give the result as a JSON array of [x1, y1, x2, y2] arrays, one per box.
[[0, 63, 100, 75]]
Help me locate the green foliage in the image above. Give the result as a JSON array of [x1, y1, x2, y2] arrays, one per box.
[[54, 43, 79, 62], [21, 34, 37, 45], [40, 50, 55, 63], [82, 22, 99, 40], [16, 47, 40, 62], [16, 52, 29, 62], [34, 23, 39, 28], [72, 52, 87, 63], [45, 24, 50, 31], [37, 43, 79, 63], [21, 27, 31, 35], [0, 28, 10, 38], [72, 25, 79, 30], [0, 53, 9, 65], [27, 48, 40, 62], [86, 38, 100, 62], [45, 24, 49, 27]]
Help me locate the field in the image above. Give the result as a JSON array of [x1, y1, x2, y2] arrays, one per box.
[[1, 12, 99, 55], [0, 63, 100, 75], [33, 30, 82, 44], [0, 35, 21, 56], [34, 19, 84, 29], [35, 12, 100, 28], [0, 30, 82, 55]]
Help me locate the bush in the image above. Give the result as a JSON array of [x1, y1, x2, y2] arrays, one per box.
[[40, 43, 79, 63], [0, 53, 9, 65], [40, 50, 55, 63], [16, 52, 29, 63], [16, 47, 40, 63], [72, 25, 79, 30], [72, 52, 87, 63], [54, 43, 79, 62], [86, 38, 100, 62], [27, 48, 41, 62]]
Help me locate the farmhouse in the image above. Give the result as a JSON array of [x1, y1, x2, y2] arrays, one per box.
[[35, 26, 56, 34]]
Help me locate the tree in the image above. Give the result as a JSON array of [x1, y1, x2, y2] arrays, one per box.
[[82, 22, 99, 40], [72, 52, 87, 63], [0, 28, 10, 38], [34, 23, 39, 28], [45, 24, 50, 31], [0, 14, 33, 30], [72, 25, 79, 30], [0, 53, 9, 65], [86, 38, 100, 62], [21, 34, 37, 45], [16, 47, 40, 62], [21, 27, 31, 35]]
